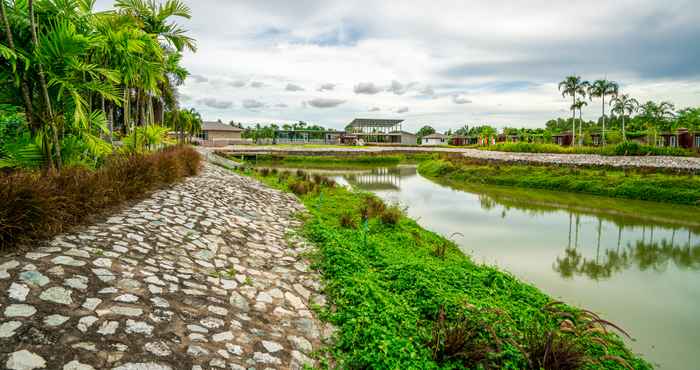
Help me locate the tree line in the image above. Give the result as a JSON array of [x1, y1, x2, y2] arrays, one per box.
[[1, 0, 199, 170]]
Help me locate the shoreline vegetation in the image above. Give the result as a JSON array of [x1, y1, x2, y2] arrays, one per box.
[[484, 142, 695, 157], [0, 146, 201, 251], [418, 157, 700, 206], [222, 160, 650, 369]]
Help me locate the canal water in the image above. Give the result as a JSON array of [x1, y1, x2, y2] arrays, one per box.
[[260, 163, 700, 369]]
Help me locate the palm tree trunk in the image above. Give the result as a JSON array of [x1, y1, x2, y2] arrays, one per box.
[[0, 1, 38, 133], [601, 96, 606, 146], [28, 0, 62, 170], [107, 102, 114, 146], [572, 95, 576, 146], [622, 115, 626, 142]]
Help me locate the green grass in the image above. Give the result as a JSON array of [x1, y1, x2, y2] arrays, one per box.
[[227, 153, 437, 169], [485, 142, 695, 157], [230, 164, 650, 369], [419, 157, 700, 206]]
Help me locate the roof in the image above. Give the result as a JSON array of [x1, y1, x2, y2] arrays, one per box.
[[422, 133, 447, 139], [347, 119, 404, 128], [202, 122, 242, 132]]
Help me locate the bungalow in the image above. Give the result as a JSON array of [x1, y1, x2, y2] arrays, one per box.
[[449, 135, 469, 146], [659, 128, 700, 149], [421, 133, 448, 145], [497, 134, 520, 143], [552, 131, 573, 146], [197, 121, 243, 146]]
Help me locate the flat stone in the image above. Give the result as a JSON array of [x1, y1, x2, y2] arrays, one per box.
[[98, 287, 118, 294], [64, 276, 89, 290], [261, 340, 283, 353], [0, 321, 22, 338], [150, 297, 169, 308], [256, 292, 273, 304], [253, 352, 281, 365], [5, 304, 37, 317], [288, 335, 313, 353], [39, 286, 73, 305], [82, 298, 102, 311], [93, 258, 113, 268], [6, 350, 46, 370], [114, 294, 139, 303], [187, 325, 208, 333], [71, 342, 97, 351], [97, 320, 119, 335], [19, 271, 50, 287], [212, 331, 234, 342], [78, 316, 98, 332], [187, 345, 209, 356], [8, 283, 30, 301], [0, 260, 21, 271], [285, 292, 305, 309], [144, 341, 172, 357], [109, 306, 143, 317], [63, 360, 95, 370], [92, 268, 115, 282], [113, 363, 172, 370], [200, 317, 224, 329], [52, 255, 86, 267], [125, 320, 153, 335], [207, 305, 228, 316], [44, 314, 70, 326]]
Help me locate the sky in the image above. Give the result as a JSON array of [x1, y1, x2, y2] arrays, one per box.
[[98, 0, 700, 132]]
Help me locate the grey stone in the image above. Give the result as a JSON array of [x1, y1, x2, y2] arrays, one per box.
[[52, 256, 85, 267], [125, 320, 153, 335], [44, 314, 70, 326], [63, 360, 95, 370], [39, 286, 73, 305], [288, 335, 313, 353], [5, 304, 37, 317], [0, 321, 22, 338], [8, 283, 30, 301], [114, 294, 139, 303], [19, 271, 50, 287], [97, 320, 119, 335], [82, 298, 102, 311], [261, 340, 283, 353], [6, 350, 46, 370], [78, 316, 98, 332], [211, 331, 234, 342], [113, 363, 172, 370], [144, 341, 172, 356]]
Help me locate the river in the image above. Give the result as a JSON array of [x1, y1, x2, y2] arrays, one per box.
[[259, 163, 700, 369]]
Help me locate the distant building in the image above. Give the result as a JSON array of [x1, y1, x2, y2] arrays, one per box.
[[659, 128, 698, 149], [274, 130, 343, 144], [197, 121, 244, 146], [344, 119, 416, 145], [421, 133, 448, 145], [552, 131, 573, 146]]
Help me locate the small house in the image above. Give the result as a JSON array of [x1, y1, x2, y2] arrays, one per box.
[[552, 131, 573, 146], [197, 121, 243, 146], [590, 132, 602, 146], [449, 135, 470, 146], [421, 133, 448, 146]]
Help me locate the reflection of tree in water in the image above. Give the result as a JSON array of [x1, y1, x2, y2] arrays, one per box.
[[554, 220, 700, 280]]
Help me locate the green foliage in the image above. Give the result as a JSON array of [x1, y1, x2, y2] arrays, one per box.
[[121, 125, 173, 153], [487, 142, 693, 157], [419, 158, 700, 205], [239, 167, 650, 369]]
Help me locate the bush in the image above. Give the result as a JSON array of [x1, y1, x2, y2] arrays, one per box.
[[379, 205, 402, 226], [0, 145, 201, 250], [259, 168, 270, 176], [488, 141, 693, 157], [339, 212, 357, 228]]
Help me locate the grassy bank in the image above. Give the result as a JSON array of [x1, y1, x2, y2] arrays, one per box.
[[228, 163, 649, 369], [221, 153, 437, 169], [419, 157, 700, 206], [0, 146, 201, 250], [485, 142, 694, 157]]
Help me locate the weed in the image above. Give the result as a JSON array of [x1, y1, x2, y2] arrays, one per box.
[[259, 168, 270, 176], [244, 276, 253, 285], [379, 205, 402, 226], [339, 212, 357, 228]]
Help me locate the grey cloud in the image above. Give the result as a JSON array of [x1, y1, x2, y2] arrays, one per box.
[[452, 95, 472, 104], [387, 80, 408, 95], [354, 82, 382, 95], [419, 85, 435, 96], [250, 81, 265, 88], [285, 83, 305, 91], [274, 103, 289, 108], [230, 80, 247, 88], [318, 83, 336, 91], [243, 99, 266, 109], [307, 98, 346, 108], [396, 106, 409, 113], [369, 106, 381, 112], [198, 98, 233, 109], [189, 74, 208, 83]]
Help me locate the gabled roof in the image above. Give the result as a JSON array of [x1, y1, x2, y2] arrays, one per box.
[[347, 118, 404, 128], [423, 133, 447, 139], [202, 121, 242, 132]]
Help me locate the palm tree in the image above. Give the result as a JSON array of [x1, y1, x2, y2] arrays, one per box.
[[559, 76, 589, 146], [571, 99, 588, 145], [640, 101, 675, 145], [588, 79, 619, 145], [610, 94, 639, 142]]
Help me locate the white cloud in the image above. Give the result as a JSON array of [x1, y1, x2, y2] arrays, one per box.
[[307, 98, 346, 108], [250, 81, 265, 88], [318, 83, 336, 91], [243, 99, 266, 109], [230, 80, 247, 87], [452, 94, 472, 104], [197, 97, 233, 109], [354, 82, 382, 95], [285, 83, 305, 91], [396, 106, 409, 113], [369, 106, 381, 112]]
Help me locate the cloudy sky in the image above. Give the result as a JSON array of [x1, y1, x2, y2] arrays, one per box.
[[100, 0, 700, 132]]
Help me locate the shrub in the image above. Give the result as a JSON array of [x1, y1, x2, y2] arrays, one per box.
[[339, 212, 357, 228], [259, 168, 270, 176], [0, 145, 201, 250], [290, 180, 311, 195], [522, 326, 586, 370], [359, 195, 386, 220], [379, 205, 402, 226], [429, 306, 499, 367]]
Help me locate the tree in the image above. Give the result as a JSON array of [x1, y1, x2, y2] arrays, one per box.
[[610, 94, 639, 142], [571, 99, 588, 145], [416, 125, 436, 139], [640, 101, 675, 145], [559, 76, 589, 146], [588, 79, 619, 145]]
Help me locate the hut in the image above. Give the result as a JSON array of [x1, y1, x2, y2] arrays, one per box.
[[590, 132, 602, 146], [449, 135, 470, 146], [552, 131, 573, 146], [421, 133, 448, 145]]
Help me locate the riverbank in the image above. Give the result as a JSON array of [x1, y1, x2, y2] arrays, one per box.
[[418, 157, 700, 206], [218, 144, 700, 171], [229, 163, 650, 369]]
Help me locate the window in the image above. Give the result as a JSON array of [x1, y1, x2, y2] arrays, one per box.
[[669, 136, 677, 147], [696, 135, 700, 148]]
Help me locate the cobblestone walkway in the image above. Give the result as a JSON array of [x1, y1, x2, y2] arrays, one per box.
[[0, 164, 328, 370]]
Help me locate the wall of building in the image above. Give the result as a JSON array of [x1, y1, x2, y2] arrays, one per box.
[[207, 130, 242, 140], [421, 137, 445, 145]]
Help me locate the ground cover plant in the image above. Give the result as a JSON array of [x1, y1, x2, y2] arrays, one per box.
[[419, 157, 700, 206], [232, 163, 650, 369], [0, 145, 201, 251], [219, 153, 437, 169], [485, 142, 693, 157]]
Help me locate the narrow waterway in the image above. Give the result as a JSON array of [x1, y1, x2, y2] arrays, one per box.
[[259, 163, 700, 369]]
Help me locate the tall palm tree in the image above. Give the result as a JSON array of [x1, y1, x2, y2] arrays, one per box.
[[559, 76, 589, 146], [571, 99, 588, 145], [588, 79, 619, 145], [610, 94, 639, 142], [640, 101, 675, 145]]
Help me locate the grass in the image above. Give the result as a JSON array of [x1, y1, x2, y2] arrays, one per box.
[[232, 163, 650, 369], [485, 142, 695, 157], [0, 145, 202, 251], [223, 153, 438, 169], [419, 157, 700, 206]]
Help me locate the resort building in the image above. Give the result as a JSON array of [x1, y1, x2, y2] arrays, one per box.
[[659, 128, 700, 150], [552, 131, 574, 146], [274, 130, 343, 145], [344, 119, 417, 145], [421, 133, 448, 145], [197, 121, 244, 146]]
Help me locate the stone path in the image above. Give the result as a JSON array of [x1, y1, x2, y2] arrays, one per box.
[[221, 145, 700, 171], [0, 164, 329, 370]]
